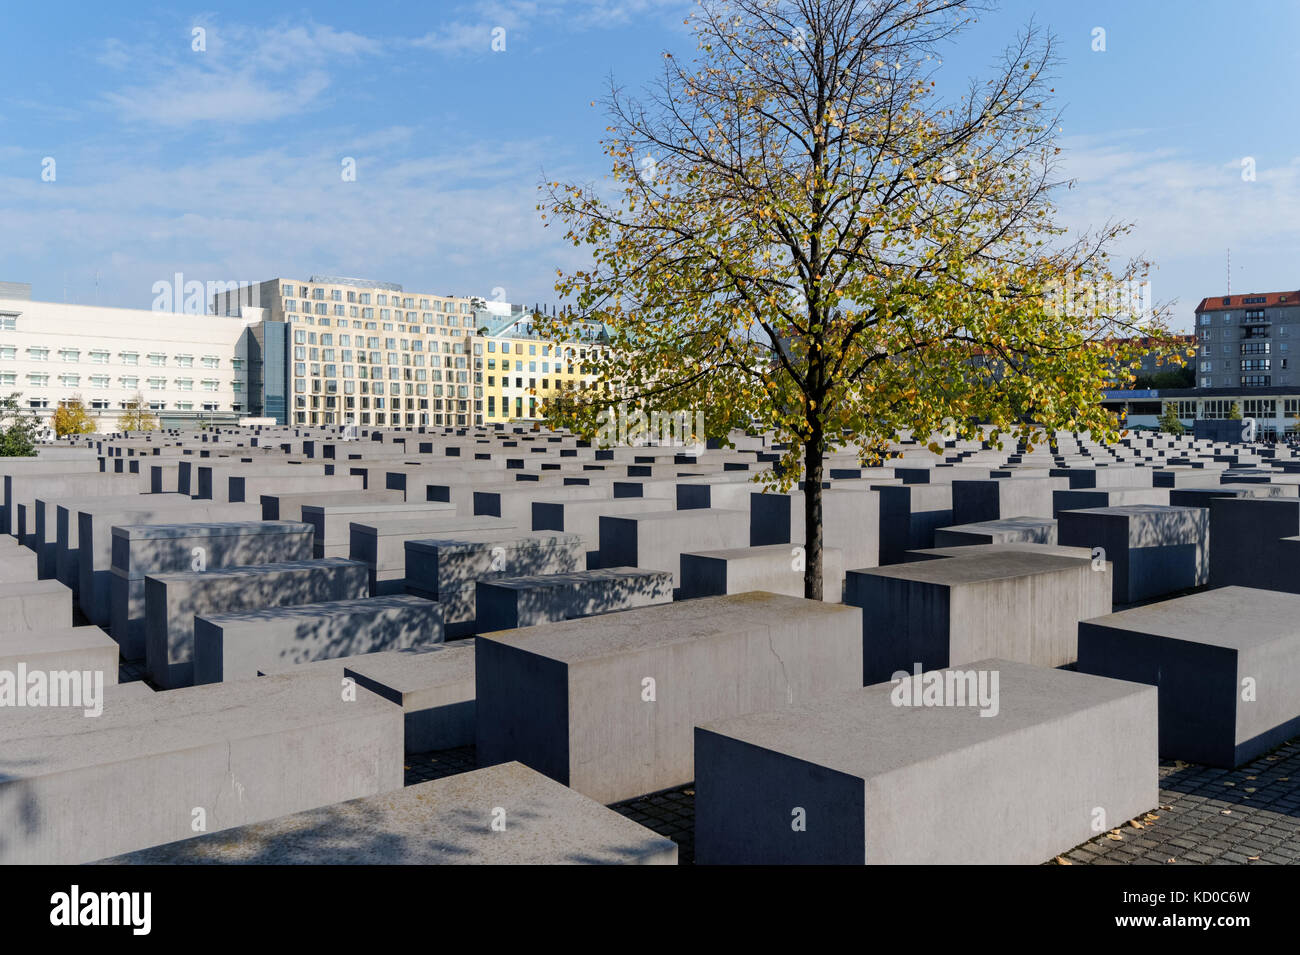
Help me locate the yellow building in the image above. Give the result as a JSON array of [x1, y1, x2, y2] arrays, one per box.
[[478, 309, 609, 424]]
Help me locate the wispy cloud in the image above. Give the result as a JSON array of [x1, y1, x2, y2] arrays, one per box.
[[410, 0, 688, 55], [0, 138, 589, 308], [1055, 131, 1300, 321], [98, 20, 387, 127]]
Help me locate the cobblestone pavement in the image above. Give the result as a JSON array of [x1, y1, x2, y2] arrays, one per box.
[[404, 740, 1300, 866], [405, 746, 478, 784]]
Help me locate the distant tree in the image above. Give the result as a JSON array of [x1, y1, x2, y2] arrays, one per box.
[[1133, 366, 1195, 390], [0, 392, 42, 456], [1157, 404, 1185, 436], [52, 395, 96, 437], [1227, 402, 1243, 421], [117, 394, 159, 432]]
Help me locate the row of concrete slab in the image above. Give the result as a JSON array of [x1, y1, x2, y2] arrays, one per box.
[[1, 423, 1299, 864]]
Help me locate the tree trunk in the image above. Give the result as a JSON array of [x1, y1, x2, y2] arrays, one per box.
[[803, 429, 824, 600]]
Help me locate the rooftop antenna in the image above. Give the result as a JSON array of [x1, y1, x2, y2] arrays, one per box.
[[1226, 248, 1231, 295]]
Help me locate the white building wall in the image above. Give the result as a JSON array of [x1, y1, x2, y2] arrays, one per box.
[[0, 297, 250, 428]]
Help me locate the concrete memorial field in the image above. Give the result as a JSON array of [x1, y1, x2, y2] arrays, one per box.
[[1, 422, 1299, 866]]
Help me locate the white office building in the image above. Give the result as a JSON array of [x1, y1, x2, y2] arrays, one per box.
[[0, 288, 254, 429]]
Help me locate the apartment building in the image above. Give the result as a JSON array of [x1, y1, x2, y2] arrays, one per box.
[[0, 289, 250, 429], [215, 278, 609, 428], [214, 276, 488, 428], [1194, 290, 1300, 389], [1099, 289, 1300, 438]]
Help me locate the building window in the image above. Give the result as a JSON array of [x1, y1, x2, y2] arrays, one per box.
[[90, 349, 109, 363], [176, 378, 193, 391], [59, 348, 80, 362], [148, 353, 166, 366], [90, 375, 109, 389], [201, 379, 219, 392], [0, 347, 14, 360], [27, 373, 49, 386], [0, 314, 16, 331], [0, 373, 14, 387], [120, 352, 138, 365], [120, 376, 138, 389], [27, 347, 49, 361], [58, 374, 80, 387], [147, 377, 166, 390]]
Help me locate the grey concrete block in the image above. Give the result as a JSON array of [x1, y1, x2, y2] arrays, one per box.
[[302, 502, 456, 558], [1078, 586, 1300, 767], [598, 509, 748, 585], [1208, 497, 1300, 593], [0, 626, 119, 682], [343, 641, 475, 751], [679, 544, 843, 602], [694, 658, 1157, 864], [75, 500, 261, 627], [845, 551, 1110, 684], [933, 517, 1057, 549], [0, 670, 403, 864], [877, 484, 953, 565], [55, 493, 185, 595], [145, 558, 370, 689], [1057, 505, 1208, 604], [951, 477, 1065, 524], [0, 545, 37, 583], [0, 579, 72, 633], [405, 531, 583, 635], [749, 488, 881, 575], [194, 594, 443, 684], [349, 515, 514, 595], [476, 592, 863, 803], [109, 521, 313, 658], [476, 568, 672, 632], [905, 541, 1095, 562], [1053, 486, 1168, 518], [96, 762, 676, 864], [531, 497, 666, 564]]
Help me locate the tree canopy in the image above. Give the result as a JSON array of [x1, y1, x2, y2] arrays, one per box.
[[52, 396, 97, 437], [538, 0, 1186, 597], [0, 392, 43, 456], [117, 394, 159, 433]]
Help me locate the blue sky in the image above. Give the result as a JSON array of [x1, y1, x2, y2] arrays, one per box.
[[1, 0, 1297, 330]]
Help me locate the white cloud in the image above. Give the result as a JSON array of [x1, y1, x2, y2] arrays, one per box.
[[0, 139, 590, 309], [410, 0, 688, 55], [1054, 132, 1300, 326], [96, 20, 387, 127], [105, 70, 332, 126]]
